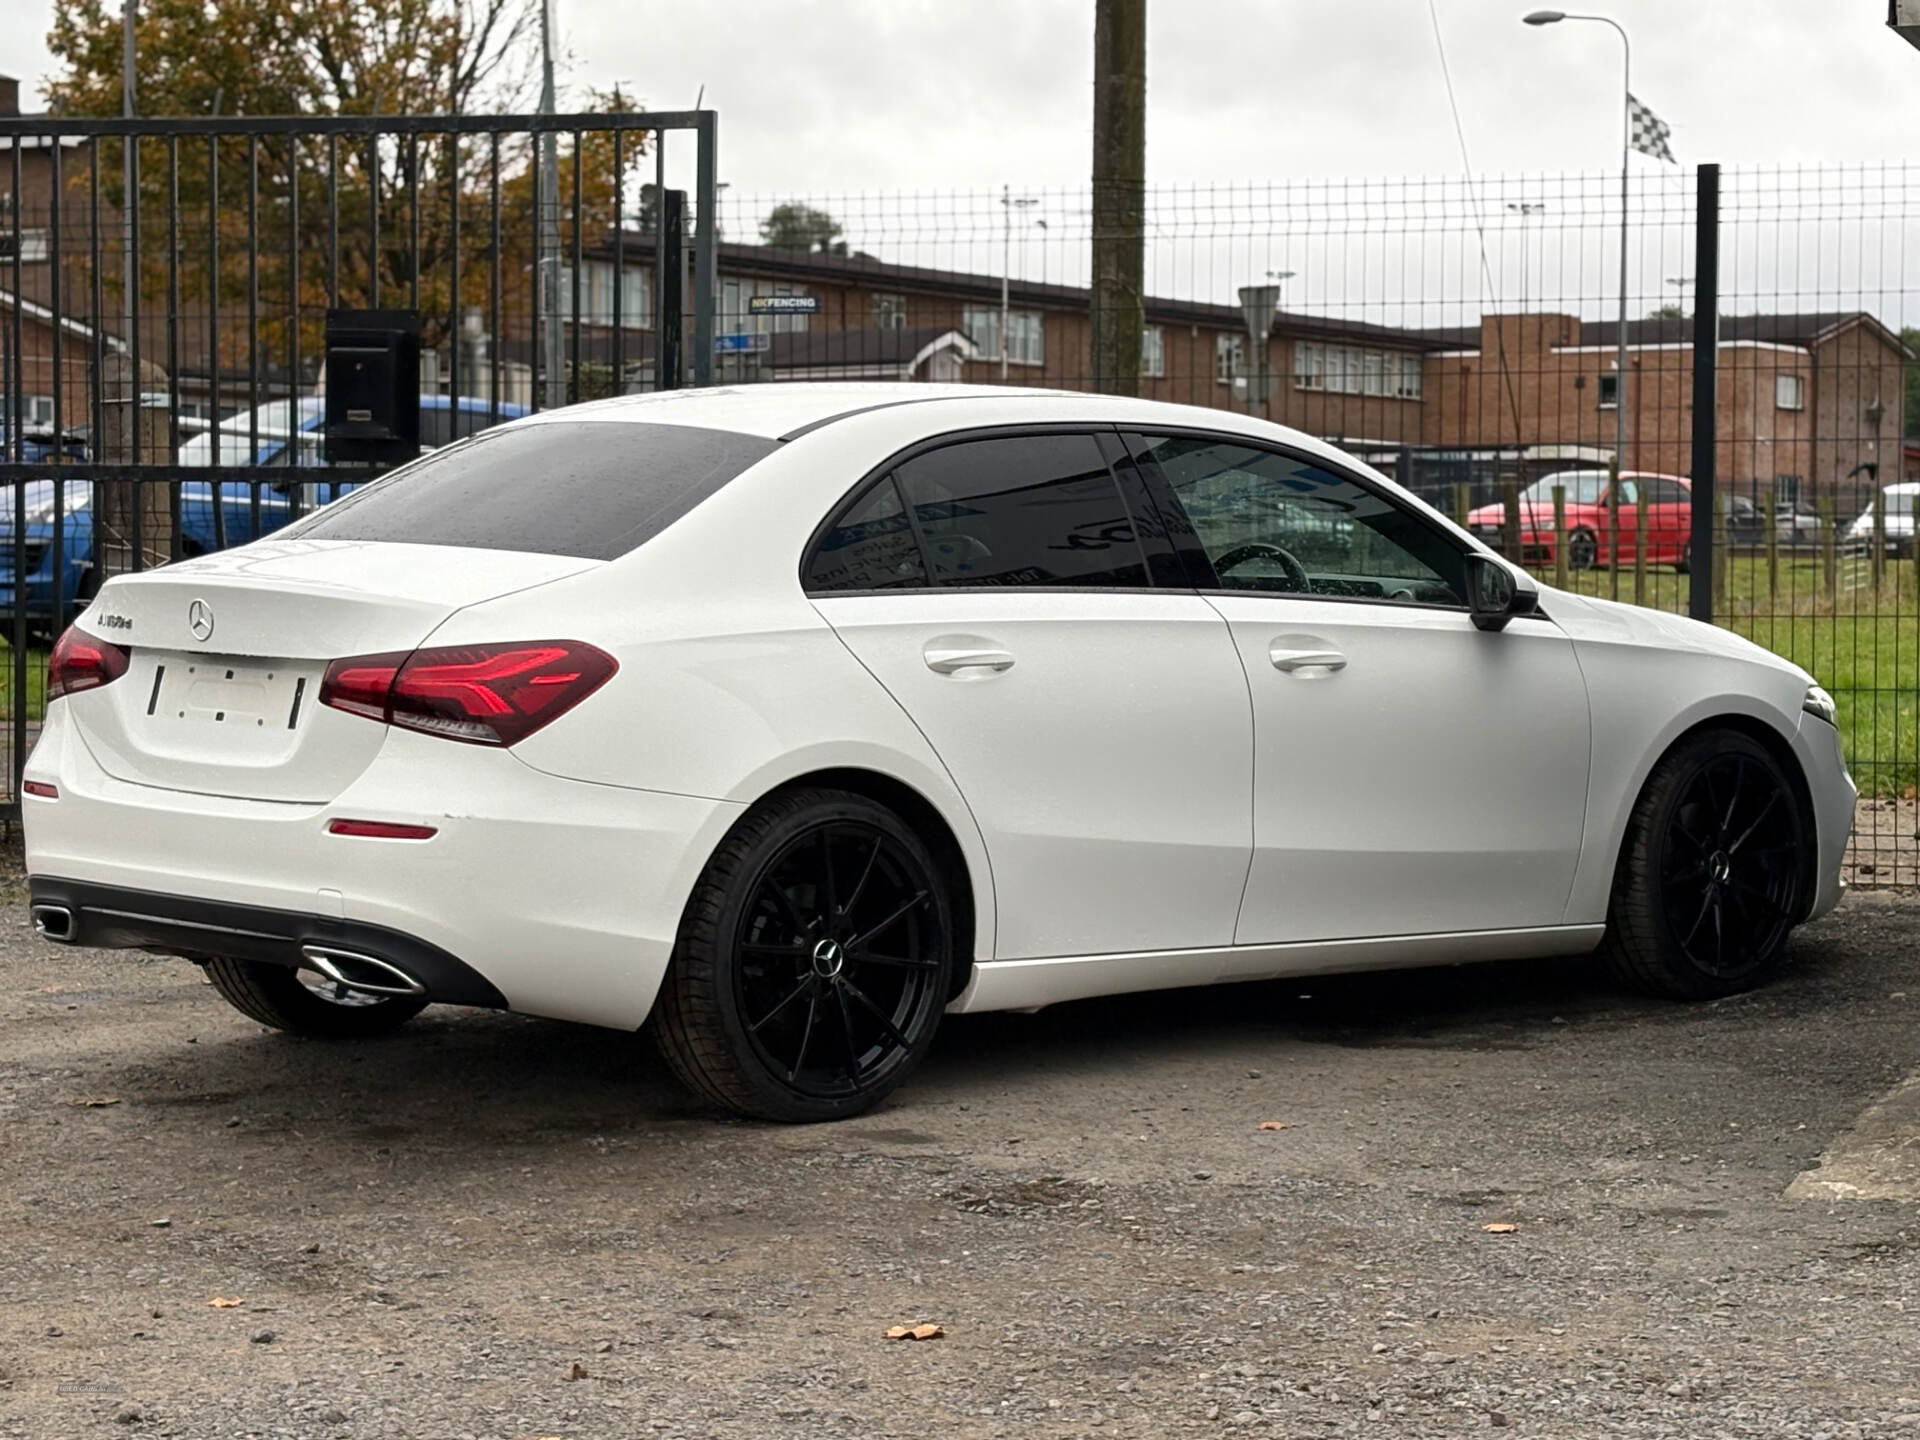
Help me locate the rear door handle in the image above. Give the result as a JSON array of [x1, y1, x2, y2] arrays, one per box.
[[925, 647, 1016, 675], [1269, 646, 1347, 674]]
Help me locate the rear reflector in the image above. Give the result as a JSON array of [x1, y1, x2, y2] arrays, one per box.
[[327, 818, 438, 840], [319, 640, 616, 747], [48, 625, 131, 702], [22, 780, 57, 799]]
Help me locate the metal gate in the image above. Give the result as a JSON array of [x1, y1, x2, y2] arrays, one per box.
[[0, 108, 716, 818]]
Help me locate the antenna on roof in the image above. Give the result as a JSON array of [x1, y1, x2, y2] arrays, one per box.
[[693, 84, 706, 110]]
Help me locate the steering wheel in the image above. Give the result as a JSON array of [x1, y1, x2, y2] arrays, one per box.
[[1213, 541, 1310, 592]]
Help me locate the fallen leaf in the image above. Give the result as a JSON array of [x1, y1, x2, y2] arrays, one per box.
[[1481, 1223, 1518, 1235], [1256, 1121, 1290, 1132], [566, 1362, 588, 1381], [69, 1097, 120, 1108], [885, 1323, 946, 1341], [207, 1296, 245, 1308]]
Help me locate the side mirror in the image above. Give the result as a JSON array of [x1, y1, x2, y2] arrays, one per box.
[[1466, 553, 1539, 632]]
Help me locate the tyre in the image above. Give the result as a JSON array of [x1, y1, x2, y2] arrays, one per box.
[[1601, 729, 1809, 1000], [203, 956, 429, 1037], [650, 787, 955, 1123], [1674, 540, 1692, 575], [1566, 527, 1599, 572]]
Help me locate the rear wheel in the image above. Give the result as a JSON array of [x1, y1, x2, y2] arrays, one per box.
[[1602, 729, 1808, 999], [203, 956, 429, 1037], [1566, 527, 1599, 572], [650, 787, 954, 1123]]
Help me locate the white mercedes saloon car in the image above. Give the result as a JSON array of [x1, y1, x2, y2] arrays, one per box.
[[24, 384, 1853, 1121]]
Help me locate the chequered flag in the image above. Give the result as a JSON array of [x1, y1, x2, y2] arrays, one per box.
[[1629, 93, 1676, 163]]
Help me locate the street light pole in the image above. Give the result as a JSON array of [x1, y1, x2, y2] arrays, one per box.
[[1524, 11, 1631, 483], [999, 186, 1037, 381]]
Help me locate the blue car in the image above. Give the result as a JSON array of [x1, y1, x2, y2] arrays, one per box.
[[0, 395, 526, 631]]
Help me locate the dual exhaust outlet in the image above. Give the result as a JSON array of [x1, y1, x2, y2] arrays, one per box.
[[32, 903, 426, 1000]]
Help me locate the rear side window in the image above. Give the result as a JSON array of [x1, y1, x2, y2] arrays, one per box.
[[806, 477, 927, 592], [284, 421, 778, 561], [890, 433, 1149, 589]]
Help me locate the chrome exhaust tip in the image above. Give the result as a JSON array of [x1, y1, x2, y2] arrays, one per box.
[[32, 904, 74, 941], [298, 944, 428, 999]]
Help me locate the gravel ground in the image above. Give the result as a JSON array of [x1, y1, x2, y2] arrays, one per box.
[[3, 879, 1920, 1440]]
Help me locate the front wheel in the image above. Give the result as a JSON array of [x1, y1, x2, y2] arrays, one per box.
[[1565, 527, 1599, 572], [203, 956, 429, 1037], [650, 787, 954, 1122], [1601, 730, 1809, 999]]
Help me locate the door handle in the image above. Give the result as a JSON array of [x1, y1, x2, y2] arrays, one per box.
[[1269, 646, 1347, 674], [925, 647, 1016, 675]]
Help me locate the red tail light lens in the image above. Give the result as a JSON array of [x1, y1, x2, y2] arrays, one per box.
[[319, 640, 616, 746], [48, 625, 131, 702]]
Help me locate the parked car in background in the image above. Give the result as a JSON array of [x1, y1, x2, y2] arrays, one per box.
[[1, 425, 90, 463], [1466, 469, 1694, 571], [1844, 482, 1920, 557], [0, 395, 526, 630], [1728, 495, 1822, 551]]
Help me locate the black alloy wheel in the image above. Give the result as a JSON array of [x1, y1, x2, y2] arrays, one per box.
[[651, 788, 954, 1122], [733, 820, 947, 1101], [1566, 527, 1599, 572], [1655, 750, 1802, 977], [1604, 730, 1808, 998]]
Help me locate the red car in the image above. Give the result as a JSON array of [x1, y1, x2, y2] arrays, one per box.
[[1466, 469, 1694, 571]]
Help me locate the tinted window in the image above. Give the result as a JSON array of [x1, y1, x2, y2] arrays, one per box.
[[893, 434, 1149, 588], [1646, 478, 1688, 504], [1140, 434, 1466, 605], [806, 477, 927, 592], [284, 421, 778, 561]]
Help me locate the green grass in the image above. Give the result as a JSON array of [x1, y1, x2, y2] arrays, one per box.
[[0, 640, 47, 725]]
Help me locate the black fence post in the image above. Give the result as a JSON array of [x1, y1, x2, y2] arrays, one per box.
[[1689, 162, 1720, 624], [658, 189, 686, 391]]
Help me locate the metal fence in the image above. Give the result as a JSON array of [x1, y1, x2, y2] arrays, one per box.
[[702, 168, 1916, 886], [3, 148, 1917, 892], [0, 108, 717, 819]]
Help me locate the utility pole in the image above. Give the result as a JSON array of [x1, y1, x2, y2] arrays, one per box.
[[999, 186, 1038, 381], [1089, 0, 1145, 396], [538, 0, 564, 410]]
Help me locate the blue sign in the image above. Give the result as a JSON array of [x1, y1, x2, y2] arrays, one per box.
[[714, 332, 771, 354]]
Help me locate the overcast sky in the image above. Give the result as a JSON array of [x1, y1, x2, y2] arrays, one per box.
[[0, 0, 1913, 189], [0, 0, 1915, 320]]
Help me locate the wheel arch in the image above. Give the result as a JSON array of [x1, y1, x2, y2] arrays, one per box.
[[1607, 710, 1820, 917], [745, 765, 983, 1000]]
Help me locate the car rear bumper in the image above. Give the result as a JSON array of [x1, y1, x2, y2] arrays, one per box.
[[22, 709, 746, 1029], [26, 875, 511, 1008]]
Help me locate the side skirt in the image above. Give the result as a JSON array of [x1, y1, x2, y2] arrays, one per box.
[[948, 924, 1607, 1015]]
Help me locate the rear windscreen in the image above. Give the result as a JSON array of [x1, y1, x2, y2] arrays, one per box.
[[281, 420, 780, 561]]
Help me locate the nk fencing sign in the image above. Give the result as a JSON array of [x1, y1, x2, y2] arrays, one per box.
[[748, 294, 822, 315]]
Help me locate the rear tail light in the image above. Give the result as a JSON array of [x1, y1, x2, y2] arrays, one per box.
[[318, 640, 616, 747], [48, 624, 130, 701]]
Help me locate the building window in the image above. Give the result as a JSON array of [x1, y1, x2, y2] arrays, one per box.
[[1294, 342, 1324, 391], [871, 293, 907, 330], [1141, 325, 1165, 379], [1395, 354, 1424, 400], [1362, 350, 1388, 398], [963, 306, 1044, 366], [575, 261, 652, 327], [1776, 374, 1805, 411], [1215, 333, 1244, 385], [1776, 475, 1802, 507], [1597, 373, 1620, 409]]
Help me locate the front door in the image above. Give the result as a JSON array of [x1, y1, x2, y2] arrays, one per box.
[[1133, 432, 1592, 945], [806, 430, 1254, 961]]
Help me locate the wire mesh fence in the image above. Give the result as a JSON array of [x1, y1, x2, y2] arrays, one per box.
[[711, 168, 1918, 887], [1, 145, 1916, 889]]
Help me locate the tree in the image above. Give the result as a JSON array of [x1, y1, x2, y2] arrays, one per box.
[[760, 202, 844, 254], [42, 0, 643, 364], [1646, 303, 1687, 320]]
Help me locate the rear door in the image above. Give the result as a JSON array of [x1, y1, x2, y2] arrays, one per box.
[[808, 429, 1254, 961], [1642, 476, 1692, 563]]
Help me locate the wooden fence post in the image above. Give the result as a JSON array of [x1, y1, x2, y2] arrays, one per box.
[[1453, 481, 1469, 529], [1873, 488, 1887, 592], [1553, 484, 1568, 590], [1820, 493, 1837, 603], [1633, 485, 1647, 606], [1714, 492, 1730, 618], [1764, 491, 1778, 606]]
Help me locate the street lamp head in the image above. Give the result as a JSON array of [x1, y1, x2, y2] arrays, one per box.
[[1522, 10, 1566, 24]]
